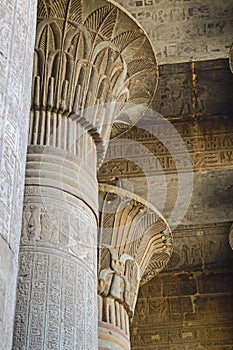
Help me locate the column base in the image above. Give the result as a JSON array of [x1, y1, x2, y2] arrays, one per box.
[[99, 321, 130, 350]]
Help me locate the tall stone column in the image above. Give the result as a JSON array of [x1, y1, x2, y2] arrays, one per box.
[[98, 185, 173, 349], [0, 0, 37, 348], [12, 1, 158, 349]]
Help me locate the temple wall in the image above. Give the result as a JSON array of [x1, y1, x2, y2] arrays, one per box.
[[131, 266, 233, 349], [0, 1, 37, 348]]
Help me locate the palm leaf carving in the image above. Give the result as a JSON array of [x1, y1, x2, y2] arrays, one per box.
[[111, 30, 143, 52], [84, 5, 117, 40], [69, 0, 83, 24], [49, 0, 67, 19], [127, 59, 154, 77], [38, 0, 48, 17]]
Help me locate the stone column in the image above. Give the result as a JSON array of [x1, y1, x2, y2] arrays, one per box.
[[12, 0, 157, 349], [98, 253, 139, 350], [98, 185, 173, 349], [0, 0, 37, 348]]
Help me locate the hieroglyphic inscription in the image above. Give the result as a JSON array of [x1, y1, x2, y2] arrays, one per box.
[[116, 0, 233, 64], [13, 185, 98, 349], [14, 252, 97, 350], [98, 117, 233, 179]]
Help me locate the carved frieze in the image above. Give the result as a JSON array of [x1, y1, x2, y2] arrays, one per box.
[[13, 185, 98, 349], [98, 116, 233, 180], [21, 186, 96, 267], [164, 223, 233, 272]]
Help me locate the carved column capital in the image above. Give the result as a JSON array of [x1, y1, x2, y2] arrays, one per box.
[[98, 184, 173, 288], [31, 0, 158, 166]]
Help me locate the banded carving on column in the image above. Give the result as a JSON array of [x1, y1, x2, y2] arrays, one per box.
[[229, 42, 233, 73], [30, 0, 158, 165], [98, 184, 172, 349], [229, 224, 233, 250]]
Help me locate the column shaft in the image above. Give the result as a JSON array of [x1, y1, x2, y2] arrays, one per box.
[[13, 183, 98, 349]]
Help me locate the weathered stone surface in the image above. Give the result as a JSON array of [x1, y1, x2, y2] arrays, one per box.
[[0, 0, 37, 348], [153, 59, 233, 118], [98, 67, 233, 229], [116, 0, 233, 65]]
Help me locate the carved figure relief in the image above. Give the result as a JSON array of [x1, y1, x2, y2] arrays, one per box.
[[21, 201, 94, 264], [98, 248, 140, 315]]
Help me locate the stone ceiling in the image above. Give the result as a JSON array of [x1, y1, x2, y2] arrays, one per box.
[[115, 0, 233, 65]]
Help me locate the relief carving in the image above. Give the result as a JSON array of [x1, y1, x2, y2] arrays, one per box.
[[21, 201, 94, 264], [98, 248, 140, 316]]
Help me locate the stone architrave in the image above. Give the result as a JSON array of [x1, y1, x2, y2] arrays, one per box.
[[0, 1, 37, 349], [12, 1, 158, 349]]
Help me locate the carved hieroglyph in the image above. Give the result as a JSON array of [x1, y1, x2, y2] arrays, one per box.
[[13, 1, 158, 349], [98, 184, 172, 349]]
